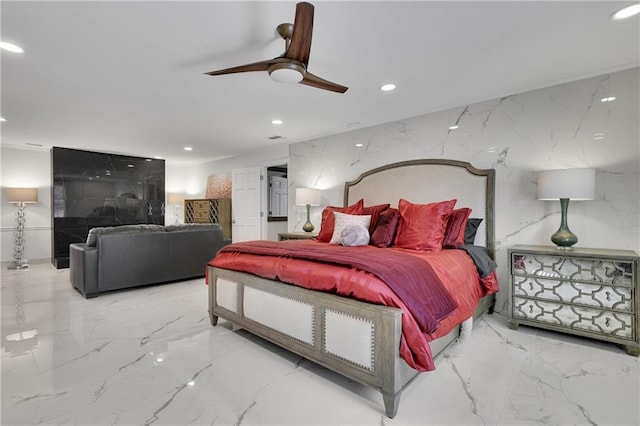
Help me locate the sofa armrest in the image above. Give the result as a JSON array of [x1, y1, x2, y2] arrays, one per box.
[[69, 243, 99, 298]]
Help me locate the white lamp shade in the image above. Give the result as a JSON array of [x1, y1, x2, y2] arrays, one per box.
[[537, 169, 595, 200], [6, 187, 38, 203], [295, 188, 321, 206], [167, 193, 184, 205]]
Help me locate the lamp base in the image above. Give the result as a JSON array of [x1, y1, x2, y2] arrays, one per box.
[[8, 263, 29, 270], [302, 204, 314, 233], [550, 198, 578, 249], [302, 221, 315, 233]]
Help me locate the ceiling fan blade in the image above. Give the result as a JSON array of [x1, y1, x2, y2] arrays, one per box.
[[284, 2, 314, 65], [205, 59, 273, 76], [300, 72, 348, 93]]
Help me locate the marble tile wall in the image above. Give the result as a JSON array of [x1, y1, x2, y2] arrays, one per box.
[[289, 67, 639, 313]]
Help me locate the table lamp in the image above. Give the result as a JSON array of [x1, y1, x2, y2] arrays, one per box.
[[537, 168, 595, 249], [295, 188, 321, 232], [167, 193, 185, 225]]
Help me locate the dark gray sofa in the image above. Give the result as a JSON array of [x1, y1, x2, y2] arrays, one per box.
[[69, 224, 230, 299]]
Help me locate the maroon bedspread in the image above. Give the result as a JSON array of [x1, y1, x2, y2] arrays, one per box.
[[217, 240, 457, 334]]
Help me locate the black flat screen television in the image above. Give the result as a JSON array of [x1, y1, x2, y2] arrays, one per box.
[[51, 147, 165, 268]]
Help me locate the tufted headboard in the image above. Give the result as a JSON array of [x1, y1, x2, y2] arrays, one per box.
[[344, 159, 495, 258]]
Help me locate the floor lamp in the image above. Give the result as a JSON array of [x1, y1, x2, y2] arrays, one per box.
[[6, 188, 38, 269]]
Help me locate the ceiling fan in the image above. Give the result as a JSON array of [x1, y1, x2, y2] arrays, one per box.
[[205, 2, 348, 94]]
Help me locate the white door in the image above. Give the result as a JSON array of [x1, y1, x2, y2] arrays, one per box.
[[269, 176, 288, 217], [231, 168, 263, 242]]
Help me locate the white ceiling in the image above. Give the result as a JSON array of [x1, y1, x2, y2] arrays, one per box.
[[1, 1, 638, 165]]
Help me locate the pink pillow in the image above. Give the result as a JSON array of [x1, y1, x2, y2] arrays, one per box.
[[370, 208, 399, 248], [394, 199, 457, 250], [362, 203, 391, 233], [443, 208, 472, 248], [317, 199, 364, 242]]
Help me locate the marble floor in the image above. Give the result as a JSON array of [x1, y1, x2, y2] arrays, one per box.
[[1, 262, 638, 426]]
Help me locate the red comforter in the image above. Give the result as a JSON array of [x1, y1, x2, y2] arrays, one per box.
[[209, 240, 498, 371]]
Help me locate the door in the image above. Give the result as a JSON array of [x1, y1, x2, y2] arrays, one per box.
[[269, 176, 288, 217], [231, 168, 263, 242]]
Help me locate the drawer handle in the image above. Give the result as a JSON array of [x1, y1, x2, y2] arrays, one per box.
[[529, 305, 533, 314], [529, 283, 534, 291], [605, 291, 611, 301], [605, 317, 610, 327]]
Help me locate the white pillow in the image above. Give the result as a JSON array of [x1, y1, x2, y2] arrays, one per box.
[[330, 212, 371, 244]]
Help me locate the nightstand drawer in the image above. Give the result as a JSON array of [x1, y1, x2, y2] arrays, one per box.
[[513, 276, 633, 312], [513, 297, 635, 341], [512, 253, 634, 287]]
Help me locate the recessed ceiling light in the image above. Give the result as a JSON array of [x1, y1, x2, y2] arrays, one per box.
[[355, 143, 364, 147], [600, 96, 616, 102], [271, 119, 283, 125], [379, 83, 396, 92], [0, 117, 6, 122], [610, 4, 640, 20], [128, 164, 134, 168], [184, 146, 193, 151], [0, 41, 23, 53], [449, 125, 459, 130]]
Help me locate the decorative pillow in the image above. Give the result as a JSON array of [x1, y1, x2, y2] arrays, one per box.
[[370, 208, 399, 248], [465, 218, 483, 245], [330, 212, 371, 244], [317, 199, 364, 242], [340, 224, 370, 246], [362, 203, 391, 233], [394, 199, 457, 250], [443, 208, 472, 248]]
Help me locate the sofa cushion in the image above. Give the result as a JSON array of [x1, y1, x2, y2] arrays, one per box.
[[86, 224, 166, 247], [165, 224, 222, 232]]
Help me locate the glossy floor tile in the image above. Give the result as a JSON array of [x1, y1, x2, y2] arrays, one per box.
[[2, 262, 638, 425]]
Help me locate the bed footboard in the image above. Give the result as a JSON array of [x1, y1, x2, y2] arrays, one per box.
[[208, 266, 421, 417]]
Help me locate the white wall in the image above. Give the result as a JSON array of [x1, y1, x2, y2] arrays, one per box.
[[1, 146, 52, 263], [288, 68, 640, 314], [169, 144, 291, 239]]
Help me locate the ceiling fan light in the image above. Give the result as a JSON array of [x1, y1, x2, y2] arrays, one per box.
[[268, 63, 304, 84]]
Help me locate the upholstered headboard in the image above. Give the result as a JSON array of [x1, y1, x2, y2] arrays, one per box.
[[344, 159, 495, 257]]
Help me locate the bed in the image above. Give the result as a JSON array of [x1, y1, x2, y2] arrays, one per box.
[[206, 159, 497, 417]]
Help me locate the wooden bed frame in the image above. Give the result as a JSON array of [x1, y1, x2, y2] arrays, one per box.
[[207, 159, 496, 417]]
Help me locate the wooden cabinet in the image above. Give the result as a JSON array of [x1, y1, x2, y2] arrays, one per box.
[[508, 245, 639, 356], [184, 198, 232, 239]]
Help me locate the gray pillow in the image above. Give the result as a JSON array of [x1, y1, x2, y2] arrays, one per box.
[[340, 224, 370, 247]]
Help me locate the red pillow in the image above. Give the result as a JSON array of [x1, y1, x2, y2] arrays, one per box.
[[317, 199, 364, 242], [394, 199, 457, 250], [370, 208, 399, 248], [362, 203, 391, 233], [443, 208, 472, 248]]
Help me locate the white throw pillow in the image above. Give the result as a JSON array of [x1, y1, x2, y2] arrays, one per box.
[[330, 212, 371, 244]]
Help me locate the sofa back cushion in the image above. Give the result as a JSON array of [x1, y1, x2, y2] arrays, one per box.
[[165, 224, 222, 232], [86, 224, 165, 247]]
